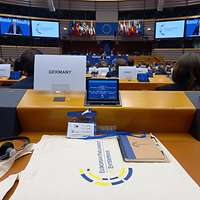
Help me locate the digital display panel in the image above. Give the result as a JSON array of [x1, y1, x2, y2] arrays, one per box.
[[31, 20, 59, 38], [0, 16, 30, 36], [87, 79, 119, 101], [185, 18, 200, 37], [155, 20, 185, 39]]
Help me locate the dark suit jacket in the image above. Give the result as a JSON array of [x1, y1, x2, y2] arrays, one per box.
[[193, 23, 200, 35], [106, 70, 119, 78], [10, 76, 33, 89], [156, 83, 187, 91], [8, 24, 22, 35]]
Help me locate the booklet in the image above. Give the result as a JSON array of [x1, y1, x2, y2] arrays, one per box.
[[118, 134, 169, 162]]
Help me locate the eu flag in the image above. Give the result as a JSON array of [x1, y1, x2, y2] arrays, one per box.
[[96, 23, 118, 36]]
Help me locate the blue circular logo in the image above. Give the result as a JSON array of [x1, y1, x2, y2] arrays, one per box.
[[102, 24, 112, 35]]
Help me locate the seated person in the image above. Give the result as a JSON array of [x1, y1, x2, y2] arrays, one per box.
[[128, 59, 135, 66], [106, 65, 118, 78], [90, 65, 98, 76], [13, 57, 22, 72], [157, 53, 200, 91], [10, 48, 43, 89], [155, 65, 167, 75], [106, 58, 128, 78]]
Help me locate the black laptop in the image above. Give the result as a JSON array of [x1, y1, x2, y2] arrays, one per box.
[[85, 78, 121, 106]]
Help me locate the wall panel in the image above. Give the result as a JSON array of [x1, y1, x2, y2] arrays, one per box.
[[152, 48, 184, 61], [0, 45, 61, 59], [0, 0, 199, 11]]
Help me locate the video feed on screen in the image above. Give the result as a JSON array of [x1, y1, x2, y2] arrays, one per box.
[[31, 20, 59, 38], [0, 17, 30, 36], [155, 20, 185, 39], [87, 79, 118, 101], [185, 18, 200, 37], [118, 20, 143, 37]]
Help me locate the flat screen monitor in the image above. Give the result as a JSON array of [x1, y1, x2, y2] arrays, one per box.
[[155, 20, 185, 39], [31, 20, 59, 38], [86, 79, 120, 105], [0, 16, 30, 36], [185, 18, 200, 37]]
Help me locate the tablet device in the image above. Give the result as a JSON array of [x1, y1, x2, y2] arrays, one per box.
[[85, 78, 121, 106]]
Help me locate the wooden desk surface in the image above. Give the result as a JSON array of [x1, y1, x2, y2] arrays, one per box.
[[0, 76, 25, 85], [120, 75, 172, 84], [17, 90, 195, 133], [119, 75, 173, 90], [1, 132, 200, 200], [86, 74, 173, 90]]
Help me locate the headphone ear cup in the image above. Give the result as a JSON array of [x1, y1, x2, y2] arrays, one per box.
[[0, 142, 14, 160]]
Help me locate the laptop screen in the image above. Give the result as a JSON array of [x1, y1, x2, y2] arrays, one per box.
[[86, 79, 119, 103]]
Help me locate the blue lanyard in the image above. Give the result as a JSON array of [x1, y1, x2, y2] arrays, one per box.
[[80, 131, 147, 140]]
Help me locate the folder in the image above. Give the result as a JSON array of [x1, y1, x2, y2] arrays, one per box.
[[118, 134, 169, 162]]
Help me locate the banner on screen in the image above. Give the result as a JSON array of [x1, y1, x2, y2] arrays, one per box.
[[31, 20, 59, 38], [34, 55, 86, 91], [87, 55, 128, 66], [155, 20, 185, 39]]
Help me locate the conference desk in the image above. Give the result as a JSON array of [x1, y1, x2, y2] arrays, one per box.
[[86, 74, 173, 90], [17, 90, 195, 133], [0, 76, 25, 86], [119, 75, 173, 90], [1, 90, 200, 199]]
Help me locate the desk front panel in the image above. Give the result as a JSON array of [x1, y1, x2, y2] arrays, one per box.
[[17, 90, 195, 133]]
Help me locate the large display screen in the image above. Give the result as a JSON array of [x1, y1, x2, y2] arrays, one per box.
[[185, 18, 200, 37], [155, 20, 185, 39], [0, 17, 30, 36], [31, 20, 59, 38]]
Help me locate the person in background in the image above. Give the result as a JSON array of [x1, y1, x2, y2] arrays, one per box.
[[128, 58, 134, 66], [0, 58, 5, 64], [13, 58, 22, 72], [90, 64, 98, 77], [155, 65, 167, 75], [7, 19, 23, 35], [106, 58, 128, 78], [10, 48, 43, 89], [157, 53, 200, 91]]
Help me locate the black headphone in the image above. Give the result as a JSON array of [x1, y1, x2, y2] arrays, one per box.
[[0, 136, 30, 161]]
